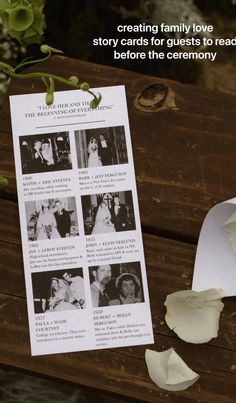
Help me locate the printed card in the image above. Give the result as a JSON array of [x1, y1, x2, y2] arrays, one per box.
[[10, 85, 154, 355]]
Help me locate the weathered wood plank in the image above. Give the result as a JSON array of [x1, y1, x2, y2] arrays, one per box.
[[0, 150, 16, 194], [0, 293, 235, 403], [1, 56, 236, 402], [0, 201, 235, 353], [0, 199, 21, 244], [1, 56, 236, 239]]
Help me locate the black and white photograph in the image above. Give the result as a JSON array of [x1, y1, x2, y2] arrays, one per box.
[[32, 268, 85, 314], [25, 197, 79, 241], [19, 131, 72, 174], [81, 191, 136, 235], [89, 262, 144, 308], [75, 126, 128, 169]]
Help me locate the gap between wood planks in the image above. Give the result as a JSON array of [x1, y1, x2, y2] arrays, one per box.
[[0, 189, 199, 246], [0, 290, 235, 358]]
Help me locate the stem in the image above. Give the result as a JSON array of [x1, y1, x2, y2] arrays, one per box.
[[6, 70, 81, 88], [87, 89, 95, 97], [4, 69, 100, 103], [49, 76, 54, 93], [0, 46, 101, 107], [15, 52, 51, 72], [41, 76, 49, 91], [0, 61, 14, 72]]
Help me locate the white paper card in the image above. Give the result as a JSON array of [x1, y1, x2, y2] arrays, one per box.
[[10, 85, 154, 355], [192, 197, 236, 297]]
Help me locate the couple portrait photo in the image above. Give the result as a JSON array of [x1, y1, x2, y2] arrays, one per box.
[[81, 191, 136, 235], [25, 197, 79, 241], [89, 262, 144, 308], [32, 268, 85, 314], [19, 131, 72, 174], [75, 126, 128, 169]]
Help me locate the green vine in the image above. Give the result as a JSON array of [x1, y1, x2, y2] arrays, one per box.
[[0, 44, 102, 188], [0, 44, 102, 107]]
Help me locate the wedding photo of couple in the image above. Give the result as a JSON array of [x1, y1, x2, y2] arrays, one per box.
[[19, 131, 72, 174], [89, 262, 144, 308], [32, 268, 85, 314], [81, 191, 136, 235], [25, 197, 79, 241], [75, 126, 128, 169]]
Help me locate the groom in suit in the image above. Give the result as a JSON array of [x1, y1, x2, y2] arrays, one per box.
[[98, 134, 113, 166], [90, 265, 112, 307], [54, 200, 71, 237], [62, 271, 85, 308], [110, 195, 129, 232]]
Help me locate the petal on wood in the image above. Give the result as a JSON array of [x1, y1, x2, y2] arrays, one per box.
[[165, 288, 224, 343], [145, 348, 199, 391]]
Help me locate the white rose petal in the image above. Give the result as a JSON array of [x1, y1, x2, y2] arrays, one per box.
[[164, 288, 224, 343], [145, 348, 199, 391]]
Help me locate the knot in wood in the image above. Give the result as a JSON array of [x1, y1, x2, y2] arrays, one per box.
[[134, 82, 177, 112]]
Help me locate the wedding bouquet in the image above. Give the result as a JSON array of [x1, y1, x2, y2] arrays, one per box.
[[44, 224, 52, 239]]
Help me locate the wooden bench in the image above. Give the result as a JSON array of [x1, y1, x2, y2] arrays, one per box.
[[0, 55, 236, 402]]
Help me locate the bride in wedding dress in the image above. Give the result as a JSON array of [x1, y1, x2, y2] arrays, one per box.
[[92, 201, 116, 234], [87, 136, 102, 168], [36, 202, 61, 240], [48, 278, 75, 312]]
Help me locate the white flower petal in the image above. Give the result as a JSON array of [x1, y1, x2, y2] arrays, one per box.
[[165, 288, 224, 343], [145, 348, 199, 391], [198, 288, 224, 300]]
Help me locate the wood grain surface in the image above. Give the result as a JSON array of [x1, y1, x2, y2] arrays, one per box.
[[0, 55, 236, 402]]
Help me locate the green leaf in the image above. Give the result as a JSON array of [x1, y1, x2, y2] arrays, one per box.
[[0, 0, 12, 11], [7, 28, 23, 43], [32, 0, 45, 6], [24, 33, 44, 45], [31, 5, 46, 35], [23, 27, 37, 39]]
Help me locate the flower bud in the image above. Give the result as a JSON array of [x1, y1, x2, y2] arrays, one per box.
[[41, 44, 63, 54], [46, 91, 54, 105], [90, 93, 102, 109], [80, 82, 90, 91], [68, 76, 79, 85]]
